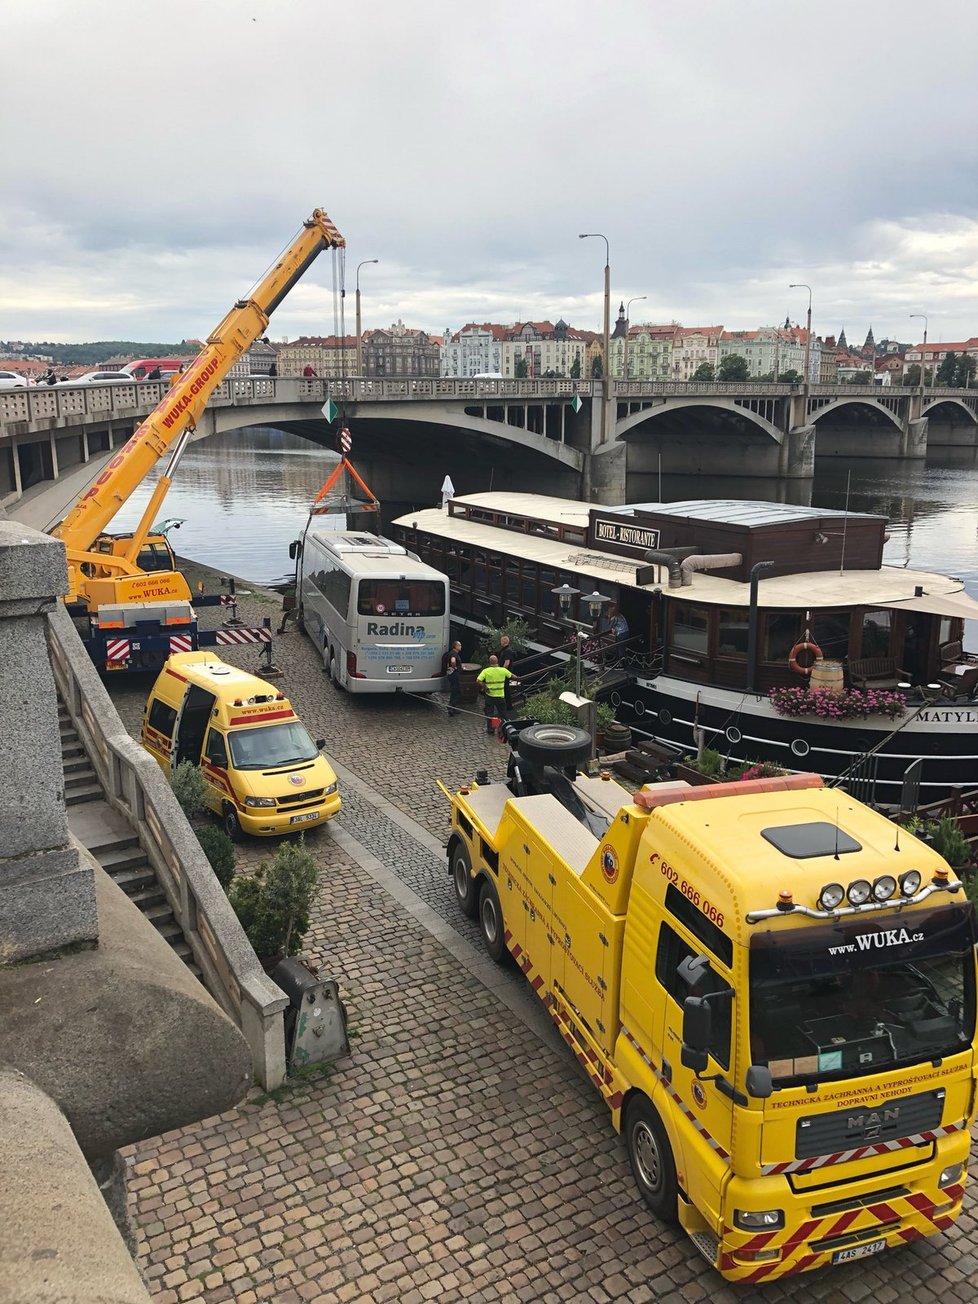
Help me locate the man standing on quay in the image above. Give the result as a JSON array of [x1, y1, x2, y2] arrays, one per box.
[[443, 639, 463, 717], [477, 655, 517, 736]]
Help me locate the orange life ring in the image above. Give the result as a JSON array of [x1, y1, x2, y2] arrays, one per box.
[[788, 639, 823, 675]]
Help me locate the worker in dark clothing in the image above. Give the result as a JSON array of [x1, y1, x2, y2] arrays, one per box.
[[492, 633, 514, 708], [443, 640, 463, 716]]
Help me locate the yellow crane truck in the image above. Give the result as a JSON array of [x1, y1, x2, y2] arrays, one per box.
[[443, 721, 978, 1283]]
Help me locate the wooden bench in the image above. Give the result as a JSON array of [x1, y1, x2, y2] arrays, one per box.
[[848, 656, 910, 691]]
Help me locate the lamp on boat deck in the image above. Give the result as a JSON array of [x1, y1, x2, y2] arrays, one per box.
[[551, 584, 610, 698]]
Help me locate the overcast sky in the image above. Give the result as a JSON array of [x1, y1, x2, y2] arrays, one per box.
[[4, 1, 978, 348]]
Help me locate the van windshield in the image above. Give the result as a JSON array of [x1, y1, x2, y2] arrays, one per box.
[[228, 721, 320, 770], [749, 903, 976, 1087]]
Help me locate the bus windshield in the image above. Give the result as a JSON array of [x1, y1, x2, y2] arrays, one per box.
[[228, 721, 320, 770], [749, 903, 976, 1087], [357, 579, 445, 617]]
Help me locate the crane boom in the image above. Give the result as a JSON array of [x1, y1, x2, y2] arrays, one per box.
[[52, 209, 345, 605]]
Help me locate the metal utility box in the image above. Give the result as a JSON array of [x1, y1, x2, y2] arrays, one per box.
[[272, 958, 349, 1070]]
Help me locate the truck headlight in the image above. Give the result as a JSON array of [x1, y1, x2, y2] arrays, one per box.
[[733, 1208, 785, 1230], [244, 796, 276, 808], [939, 1161, 965, 1188], [324, 782, 338, 795]]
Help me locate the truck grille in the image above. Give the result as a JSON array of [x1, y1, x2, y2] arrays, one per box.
[[277, 789, 325, 807], [796, 1089, 944, 1160], [812, 1185, 909, 1217]]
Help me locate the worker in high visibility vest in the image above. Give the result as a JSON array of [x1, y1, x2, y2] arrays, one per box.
[[476, 655, 518, 736]]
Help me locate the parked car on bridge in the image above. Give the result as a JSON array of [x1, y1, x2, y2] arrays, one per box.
[[0, 370, 30, 389], [56, 371, 135, 386]]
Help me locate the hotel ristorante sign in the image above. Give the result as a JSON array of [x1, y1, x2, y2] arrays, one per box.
[[589, 513, 661, 557]]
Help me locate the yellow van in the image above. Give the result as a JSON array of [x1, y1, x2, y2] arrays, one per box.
[[141, 651, 341, 839]]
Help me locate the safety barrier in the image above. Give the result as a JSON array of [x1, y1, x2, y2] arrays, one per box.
[[47, 602, 288, 1088]]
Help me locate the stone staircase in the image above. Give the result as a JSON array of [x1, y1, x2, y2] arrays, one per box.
[[59, 702, 201, 978]]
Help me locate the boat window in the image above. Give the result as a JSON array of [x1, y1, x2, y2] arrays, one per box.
[[813, 610, 850, 661], [672, 603, 709, 655], [860, 609, 893, 658], [765, 612, 801, 662], [717, 609, 749, 658], [521, 562, 538, 611], [504, 564, 521, 604]]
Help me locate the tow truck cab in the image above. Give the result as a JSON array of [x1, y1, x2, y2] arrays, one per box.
[[142, 652, 340, 839], [444, 734, 978, 1283]]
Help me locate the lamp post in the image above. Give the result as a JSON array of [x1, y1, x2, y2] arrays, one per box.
[[624, 294, 646, 382], [551, 584, 611, 699], [789, 283, 813, 389], [355, 259, 379, 377], [910, 313, 928, 389], [579, 233, 611, 444]]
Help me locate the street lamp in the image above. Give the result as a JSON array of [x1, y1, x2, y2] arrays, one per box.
[[910, 313, 929, 389], [579, 233, 611, 445], [355, 259, 379, 377], [789, 283, 813, 389], [551, 584, 611, 698], [624, 294, 647, 382]]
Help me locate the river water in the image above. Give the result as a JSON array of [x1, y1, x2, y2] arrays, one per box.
[[108, 427, 978, 618]]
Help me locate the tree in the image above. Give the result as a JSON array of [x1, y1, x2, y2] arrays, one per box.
[[514, 356, 528, 379], [569, 356, 581, 380], [690, 362, 715, 383], [954, 354, 977, 388], [937, 351, 958, 386], [591, 354, 604, 379], [779, 368, 802, 385], [904, 363, 921, 386], [717, 354, 749, 382], [229, 838, 319, 960]]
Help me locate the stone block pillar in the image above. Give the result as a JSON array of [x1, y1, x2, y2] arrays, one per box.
[[0, 520, 97, 962], [585, 441, 627, 504], [778, 424, 816, 478]]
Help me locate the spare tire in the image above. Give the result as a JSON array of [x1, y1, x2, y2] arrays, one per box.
[[517, 722, 592, 769]]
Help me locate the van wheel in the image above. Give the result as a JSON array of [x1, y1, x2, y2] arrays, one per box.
[[478, 878, 507, 964], [624, 1096, 678, 1223], [449, 837, 478, 918], [222, 803, 244, 842]]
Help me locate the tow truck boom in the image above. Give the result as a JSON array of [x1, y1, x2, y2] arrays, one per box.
[[51, 209, 345, 608]]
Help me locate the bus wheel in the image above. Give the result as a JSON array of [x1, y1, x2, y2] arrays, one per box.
[[624, 1096, 678, 1223], [478, 878, 507, 964], [449, 837, 478, 918], [222, 803, 243, 842]]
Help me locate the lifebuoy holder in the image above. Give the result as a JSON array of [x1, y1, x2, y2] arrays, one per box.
[[788, 639, 823, 676]]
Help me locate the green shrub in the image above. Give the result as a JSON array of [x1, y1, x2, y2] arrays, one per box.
[[228, 837, 320, 960], [171, 760, 205, 821], [475, 616, 532, 664], [925, 816, 971, 870], [196, 825, 237, 892], [523, 691, 578, 726], [681, 747, 726, 779]]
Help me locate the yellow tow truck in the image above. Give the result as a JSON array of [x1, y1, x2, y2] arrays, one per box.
[[443, 721, 978, 1282]]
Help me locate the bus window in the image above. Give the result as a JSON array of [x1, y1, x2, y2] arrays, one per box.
[[356, 580, 446, 617]]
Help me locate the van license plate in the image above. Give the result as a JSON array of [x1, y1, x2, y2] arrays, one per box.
[[387, 665, 412, 674], [832, 1239, 886, 1264], [289, 812, 319, 824]]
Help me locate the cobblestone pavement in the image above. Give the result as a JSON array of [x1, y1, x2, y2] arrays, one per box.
[[111, 583, 978, 1303]]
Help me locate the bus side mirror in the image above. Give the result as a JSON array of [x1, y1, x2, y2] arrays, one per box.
[[681, 996, 711, 1073], [746, 1066, 773, 1099], [289, 540, 300, 561]]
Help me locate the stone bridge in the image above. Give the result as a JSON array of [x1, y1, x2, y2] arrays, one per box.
[[3, 375, 975, 514]]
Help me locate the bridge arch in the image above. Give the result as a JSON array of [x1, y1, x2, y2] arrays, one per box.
[[615, 397, 785, 444], [807, 395, 904, 432], [922, 396, 978, 425]]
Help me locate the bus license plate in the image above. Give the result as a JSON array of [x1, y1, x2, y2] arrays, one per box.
[[832, 1239, 886, 1264], [387, 665, 412, 674], [289, 812, 319, 824]]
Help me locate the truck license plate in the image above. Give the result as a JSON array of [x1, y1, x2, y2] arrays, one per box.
[[387, 664, 412, 674], [832, 1239, 886, 1264], [289, 812, 319, 824]]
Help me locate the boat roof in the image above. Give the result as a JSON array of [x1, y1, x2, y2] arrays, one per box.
[[600, 500, 884, 527], [450, 491, 591, 528], [396, 503, 978, 618]]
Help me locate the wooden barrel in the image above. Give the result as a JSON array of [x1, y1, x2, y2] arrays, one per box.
[[457, 662, 481, 702], [809, 658, 845, 695]]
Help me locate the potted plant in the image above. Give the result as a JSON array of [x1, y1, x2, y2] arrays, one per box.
[[675, 747, 727, 785]]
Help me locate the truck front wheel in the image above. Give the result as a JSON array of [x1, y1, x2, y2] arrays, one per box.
[[449, 837, 478, 918], [624, 1096, 678, 1223], [478, 879, 507, 964]]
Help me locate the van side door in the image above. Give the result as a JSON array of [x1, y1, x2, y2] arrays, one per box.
[[174, 685, 216, 768], [201, 728, 231, 817]]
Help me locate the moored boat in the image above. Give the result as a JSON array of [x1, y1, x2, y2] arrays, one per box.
[[392, 493, 978, 802]]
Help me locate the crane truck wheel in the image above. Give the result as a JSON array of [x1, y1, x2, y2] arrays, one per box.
[[448, 836, 478, 918], [623, 1095, 678, 1223], [478, 878, 508, 965], [222, 803, 244, 842], [516, 723, 592, 769]]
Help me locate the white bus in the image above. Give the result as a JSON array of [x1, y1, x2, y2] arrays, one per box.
[[294, 530, 450, 693]]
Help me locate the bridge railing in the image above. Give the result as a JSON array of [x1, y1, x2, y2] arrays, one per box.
[[47, 602, 288, 1088]]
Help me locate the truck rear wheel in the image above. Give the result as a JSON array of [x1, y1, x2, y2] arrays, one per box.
[[478, 878, 507, 964], [624, 1096, 678, 1223], [449, 837, 478, 918], [517, 723, 592, 769]]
